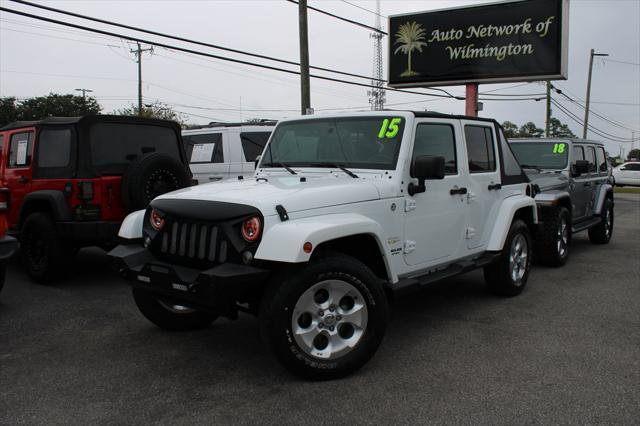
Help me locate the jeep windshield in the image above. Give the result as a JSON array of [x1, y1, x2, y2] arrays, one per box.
[[89, 123, 181, 175], [261, 116, 405, 170], [510, 142, 569, 170]]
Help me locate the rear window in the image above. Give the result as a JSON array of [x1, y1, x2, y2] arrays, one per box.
[[240, 132, 271, 162], [38, 128, 72, 168], [89, 123, 180, 172], [464, 125, 496, 172], [183, 133, 223, 163]]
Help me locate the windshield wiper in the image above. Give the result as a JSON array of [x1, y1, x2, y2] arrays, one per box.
[[262, 162, 297, 175], [519, 164, 542, 171], [310, 163, 358, 178]]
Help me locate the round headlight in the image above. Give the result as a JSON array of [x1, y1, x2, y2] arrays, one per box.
[[242, 217, 261, 242], [149, 208, 165, 231]]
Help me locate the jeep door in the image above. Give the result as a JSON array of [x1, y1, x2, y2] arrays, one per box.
[[571, 145, 594, 220], [461, 121, 502, 250], [403, 119, 467, 267], [4, 129, 35, 225], [183, 132, 229, 184]]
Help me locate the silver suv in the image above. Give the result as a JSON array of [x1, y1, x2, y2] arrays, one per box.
[[509, 138, 614, 266]]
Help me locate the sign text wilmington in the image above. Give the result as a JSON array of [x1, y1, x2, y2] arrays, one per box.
[[427, 16, 556, 62]]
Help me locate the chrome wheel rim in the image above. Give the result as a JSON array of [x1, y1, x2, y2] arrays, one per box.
[[158, 299, 196, 314], [509, 234, 528, 284], [291, 279, 368, 360], [604, 207, 613, 239], [557, 217, 569, 257]]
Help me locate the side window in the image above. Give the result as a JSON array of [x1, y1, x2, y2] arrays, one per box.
[[9, 131, 34, 167], [596, 147, 607, 173], [498, 128, 522, 176], [573, 146, 584, 163], [464, 125, 496, 172], [625, 163, 640, 171], [183, 133, 223, 164], [412, 123, 457, 175], [37, 128, 72, 168], [585, 146, 596, 173], [240, 131, 271, 162]]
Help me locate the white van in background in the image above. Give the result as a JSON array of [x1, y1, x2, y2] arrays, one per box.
[[182, 121, 275, 184]]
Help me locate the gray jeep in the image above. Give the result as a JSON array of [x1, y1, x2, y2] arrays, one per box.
[[509, 138, 614, 266]]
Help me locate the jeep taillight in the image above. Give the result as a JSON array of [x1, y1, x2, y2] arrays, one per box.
[[242, 216, 261, 242], [0, 189, 9, 211], [0, 214, 7, 238], [78, 181, 94, 201]]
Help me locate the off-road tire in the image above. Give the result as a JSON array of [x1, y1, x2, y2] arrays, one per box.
[[259, 254, 388, 380], [484, 219, 532, 297], [535, 207, 571, 267], [122, 153, 191, 212], [132, 287, 217, 331], [20, 213, 74, 284], [588, 198, 614, 244]]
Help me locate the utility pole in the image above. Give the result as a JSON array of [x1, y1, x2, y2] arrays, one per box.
[[131, 42, 153, 116], [545, 81, 551, 137], [298, 0, 311, 115], [75, 88, 93, 101], [583, 49, 608, 138]]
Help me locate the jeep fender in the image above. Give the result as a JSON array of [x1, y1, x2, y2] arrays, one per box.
[[594, 183, 613, 215], [534, 190, 571, 207], [486, 196, 538, 251], [118, 209, 146, 239], [254, 212, 390, 270], [20, 190, 72, 225]]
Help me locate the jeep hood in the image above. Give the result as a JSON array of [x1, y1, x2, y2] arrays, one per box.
[[154, 175, 383, 216], [525, 170, 570, 191]]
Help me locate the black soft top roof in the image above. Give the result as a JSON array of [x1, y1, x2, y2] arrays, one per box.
[[410, 110, 501, 125], [0, 115, 181, 132]]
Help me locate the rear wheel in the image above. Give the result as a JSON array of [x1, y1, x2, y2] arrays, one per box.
[[484, 219, 532, 297], [588, 198, 614, 244], [20, 213, 74, 283], [260, 254, 388, 380], [535, 207, 571, 267], [132, 287, 217, 331]]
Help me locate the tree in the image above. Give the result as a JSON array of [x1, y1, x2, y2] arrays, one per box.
[[115, 101, 184, 125], [17, 93, 101, 120], [628, 149, 640, 161], [0, 97, 19, 127], [394, 21, 427, 77], [518, 122, 544, 138], [548, 117, 576, 138], [502, 121, 519, 138]]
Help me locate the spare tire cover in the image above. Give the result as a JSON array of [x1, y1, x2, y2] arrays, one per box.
[[121, 153, 191, 212]]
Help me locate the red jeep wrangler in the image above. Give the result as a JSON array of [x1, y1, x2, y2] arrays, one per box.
[[0, 115, 192, 283]]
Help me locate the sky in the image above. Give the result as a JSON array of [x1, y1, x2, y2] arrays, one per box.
[[0, 0, 639, 156]]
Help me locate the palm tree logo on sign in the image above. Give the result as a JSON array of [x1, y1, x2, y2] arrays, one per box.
[[394, 21, 427, 77]]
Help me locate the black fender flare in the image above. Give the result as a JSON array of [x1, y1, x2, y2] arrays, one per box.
[[19, 190, 72, 226]]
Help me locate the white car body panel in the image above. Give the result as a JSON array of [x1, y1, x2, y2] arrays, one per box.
[[118, 209, 146, 239], [613, 162, 640, 186], [486, 194, 538, 251]]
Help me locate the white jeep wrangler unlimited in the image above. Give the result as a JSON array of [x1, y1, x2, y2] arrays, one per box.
[[110, 111, 537, 380]]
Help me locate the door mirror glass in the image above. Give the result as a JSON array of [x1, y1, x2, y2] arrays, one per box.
[[412, 155, 445, 180], [573, 159, 590, 176]]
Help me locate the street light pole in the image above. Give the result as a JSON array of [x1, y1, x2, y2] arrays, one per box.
[[583, 49, 608, 139]]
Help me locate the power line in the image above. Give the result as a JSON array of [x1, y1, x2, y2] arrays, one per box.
[[286, 0, 387, 35], [551, 99, 633, 142], [339, 0, 387, 19], [8, 0, 385, 83], [603, 58, 640, 66], [0, 5, 461, 100]]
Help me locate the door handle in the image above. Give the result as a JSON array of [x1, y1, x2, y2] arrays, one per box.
[[450, 187, 468, 195], [487, 183, 502, 190], [18, 176, 29, 184], [208, 176, 223, 181]]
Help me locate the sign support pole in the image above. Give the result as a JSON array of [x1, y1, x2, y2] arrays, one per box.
[[465, 83, 478, 117]]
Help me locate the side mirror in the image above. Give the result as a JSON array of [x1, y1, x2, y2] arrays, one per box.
[[408, 155, 445, 196], [254, 155, 262, 168], [573, 160, 590, 176]]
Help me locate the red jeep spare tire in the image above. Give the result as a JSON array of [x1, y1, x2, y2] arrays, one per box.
[[122, 153, 191, 212]]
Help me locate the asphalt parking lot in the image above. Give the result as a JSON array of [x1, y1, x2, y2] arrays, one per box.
[[1, 194, 638, 425]]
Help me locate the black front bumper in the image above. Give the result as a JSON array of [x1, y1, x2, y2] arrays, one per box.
[[108, 244, 270, 314], [0, 235, 18, 261]]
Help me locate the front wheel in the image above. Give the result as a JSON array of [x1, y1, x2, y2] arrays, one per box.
[[260, 255, 388, 380], [535, 207, 571, 267], [484, 219, 533, 297], [588, 198, 614, 244], [132, 288, 217, 331]]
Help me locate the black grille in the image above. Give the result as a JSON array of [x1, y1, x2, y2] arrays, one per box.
[[158, 220, 228, 263]]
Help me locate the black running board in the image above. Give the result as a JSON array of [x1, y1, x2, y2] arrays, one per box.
[[572, 216, 602, 233], [391, 252, 501, 297]]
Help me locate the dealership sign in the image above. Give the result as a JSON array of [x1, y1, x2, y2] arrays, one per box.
[[388, 0, 569, 87]]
